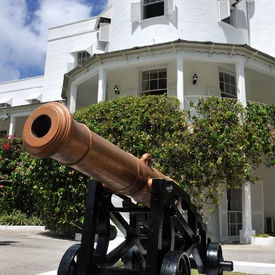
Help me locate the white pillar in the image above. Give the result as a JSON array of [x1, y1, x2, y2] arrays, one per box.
[[98, 68, 107, 103], [8, 114, 15, 137], [235, 60, 255, 243], [69, 84, 77, 113], [240, 182, 255, 244], [176, 54, 185, 109], [235, 60, 246, 107]]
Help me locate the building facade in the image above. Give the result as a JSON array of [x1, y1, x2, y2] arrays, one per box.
[[1, 0, 275, 243]]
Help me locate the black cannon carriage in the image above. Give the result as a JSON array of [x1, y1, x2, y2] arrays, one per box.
[[57, 179, 233, 275]]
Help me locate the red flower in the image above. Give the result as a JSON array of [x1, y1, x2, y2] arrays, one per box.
[[0, 185, 4, 189], [2, 143, 10, 151]]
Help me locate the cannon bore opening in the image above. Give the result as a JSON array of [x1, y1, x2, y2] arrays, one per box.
[[31, 115, 51, 138]]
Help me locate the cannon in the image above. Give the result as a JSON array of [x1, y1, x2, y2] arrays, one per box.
[[23, 102, 233, 275]]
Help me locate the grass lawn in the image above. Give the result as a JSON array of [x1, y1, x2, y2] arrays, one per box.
[[191, 270, 253, 275]]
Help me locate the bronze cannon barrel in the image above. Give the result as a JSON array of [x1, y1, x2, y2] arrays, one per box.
[[22, 102, 172, 207]]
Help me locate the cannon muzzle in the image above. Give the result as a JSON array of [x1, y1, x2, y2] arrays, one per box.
[[22, 102, 172, 206]]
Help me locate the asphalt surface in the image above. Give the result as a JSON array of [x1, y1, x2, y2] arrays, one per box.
[[1, 228, 275, 275], [0, 228, 77, 275], [222, 243, 275, 264]]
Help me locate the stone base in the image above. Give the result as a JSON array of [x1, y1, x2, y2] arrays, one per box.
[[240, 229, 256, 244], [251, 236, 275, 246]]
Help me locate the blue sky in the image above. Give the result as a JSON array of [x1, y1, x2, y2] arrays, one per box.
[[0, 0, 107, 83]]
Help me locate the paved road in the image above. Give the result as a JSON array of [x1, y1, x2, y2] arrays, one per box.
[[1, 228, 275, 275], [0, 229, 77, 275], [222, 243, 275, 264]]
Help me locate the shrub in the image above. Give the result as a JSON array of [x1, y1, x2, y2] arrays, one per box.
[[11, 152, 88, 235], [0, 137, 34, 214], [0, 210, 43, 226], [1, 96, 275, 233]]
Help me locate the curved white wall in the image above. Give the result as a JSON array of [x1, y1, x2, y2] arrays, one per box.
[[107, 0, 248, 52], [249, 0, 275, 57]]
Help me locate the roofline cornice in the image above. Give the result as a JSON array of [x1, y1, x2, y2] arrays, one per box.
[[61, 39, 275, 99]]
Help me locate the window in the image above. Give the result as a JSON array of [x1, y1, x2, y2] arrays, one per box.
[[0, 131, 7, 137], [219, 71, 236, 98], [141, 68, 167, 95], [77, 51, 91, 66], [26, 93, 42, 104], [30, 99, 41, 104], [0, 103, 11, 109], [131, 0, 174, 22], [144, 0, 164, 19], [227, 188, 242, 237], [218, 0, 247, 28]]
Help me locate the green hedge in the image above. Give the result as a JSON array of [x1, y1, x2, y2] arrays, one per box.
[[0, 96, 274, 234]]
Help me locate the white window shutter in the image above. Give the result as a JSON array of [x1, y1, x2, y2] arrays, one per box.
[[167, 0, 175, 14], [131, 2, 141, 22], [229, 0, 237, 5], [218, 0, 230, 20], [99, 23, 110, 42], [235, 10, 247, 29]]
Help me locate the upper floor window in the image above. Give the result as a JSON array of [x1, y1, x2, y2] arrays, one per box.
[[144, 0, 164, 19], [0, 103, 11, 108], [131, 0, 174, 22], [218, 0, 247, 29], [219, 71, 236, 99], [77, 51, 91, 66], [141, 68, 167, 95]]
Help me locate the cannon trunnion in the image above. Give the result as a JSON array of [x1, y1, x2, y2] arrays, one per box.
[[22, 102, 233, 275]]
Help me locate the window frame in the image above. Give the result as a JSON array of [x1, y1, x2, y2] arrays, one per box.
[[0, 130, 7, 137], [218, 0, 246, 28], [131, 0, 174, 22], [143, 0, 165, 20], [77, 51, 91, 66], [219, 71, 237, 99], [140, 68, 167, 96]]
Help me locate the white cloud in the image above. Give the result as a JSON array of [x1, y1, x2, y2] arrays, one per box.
[[0, 0, 106, 83], [0, 63, 20, 83]]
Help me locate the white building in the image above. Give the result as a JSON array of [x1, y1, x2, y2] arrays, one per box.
[[1, 0, 275, 243]]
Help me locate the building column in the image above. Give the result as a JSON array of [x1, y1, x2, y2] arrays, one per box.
[[176, 54, 185, 109], [69, 84, 77, 113], [236, 60, 255, 244], [235, 60, 246, 107], [240, 182, 255, 244], [97, 68, 107, 103], [8, 114, 15, 137]]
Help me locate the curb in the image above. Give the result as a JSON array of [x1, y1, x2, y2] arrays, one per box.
[[0, 225, 45, 230], [233, 261, 275, 275], [37, 271, 56, 275]]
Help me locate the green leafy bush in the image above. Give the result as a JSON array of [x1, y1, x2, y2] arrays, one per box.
[[0, 137, 34, 214], [11, 152, 88, 235], [1, 96, 275, 234], [0, 210, 43, 226], [74, 95, 188, 179]]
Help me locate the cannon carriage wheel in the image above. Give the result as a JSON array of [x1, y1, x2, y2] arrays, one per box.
[[57, 244, 80, 275], [160, 251, 191, 275], [206, 243, 234, 275]]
